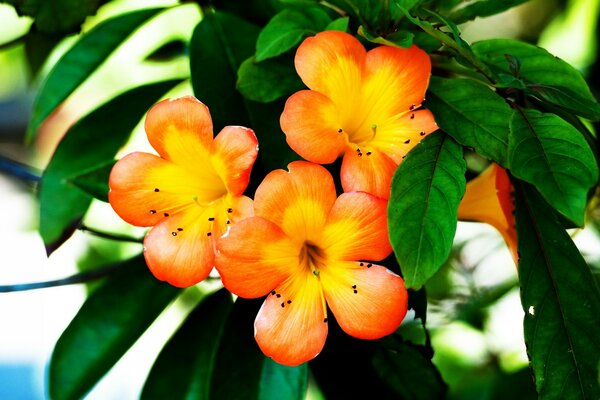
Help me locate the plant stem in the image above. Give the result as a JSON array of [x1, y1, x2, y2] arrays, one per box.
[[78, 224, 143, 243], [0, 155, 41, 182]]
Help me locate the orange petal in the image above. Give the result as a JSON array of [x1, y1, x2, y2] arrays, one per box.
[[281, 90, 347, 164], [216, 216, 299, 298], [321, 192, 392, 261], [143, 207, 215, 287], [340, 147, 398, 199], [295, 31, 365, 105], [254, 161, 336, 242], [145, 96, 214, 166], [108, 152, 201, 227], [363, 45, 431, 118], [254, 272, 328, 366], [321, 262, 407, 339], [211, 126, 258, 196], [212, 194, 254, 239], [458, 164, 517, 263]]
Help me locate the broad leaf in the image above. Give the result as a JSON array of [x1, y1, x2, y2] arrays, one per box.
[[39, 79, 181, 253], [325, 16, 349, 32], [141, 289, 233, 400], [27, 7, 165, 141], [427, 76, 512, 166], [358, 25, 414, 48], [255, 6, 332, 62], [473, 39, 597, 103], [526, 84, 600, 121], [388, 131, 466, 289], [49, 256, 181, 400], [69, 160, 115, 203], [237, 55, 304, 102], [508, 109, 598, 226], [449, 0, 529, 24], [515, 183, 600, 399], [373, 336, 447, 399]]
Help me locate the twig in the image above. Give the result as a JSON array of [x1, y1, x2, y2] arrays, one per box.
[[78, 224, 144, 243]]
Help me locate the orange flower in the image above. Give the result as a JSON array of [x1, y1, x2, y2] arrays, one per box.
[[215, 161, 408, 366], [458, 164, 518, 263], [108, 96, 258, 287], [280, 31, 438, 199]]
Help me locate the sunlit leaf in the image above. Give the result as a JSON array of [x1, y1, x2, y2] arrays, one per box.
[[141, 289, 233, 400], [325, 16, 349, 32], [388, 131, 466, 289], [255, 6, 332, 62], [515, 183, 600, 399], [508, 109, 598, 226], [39, 79, 182, 253], [427, 76, 512, 166], [237, 55, 304, 102], [27, 7, 166, 141], [449, 0, 529, 24], [49, 256, 181, 400]]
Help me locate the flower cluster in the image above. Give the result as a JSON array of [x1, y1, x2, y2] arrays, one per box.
[[108, 31, 509, 366]]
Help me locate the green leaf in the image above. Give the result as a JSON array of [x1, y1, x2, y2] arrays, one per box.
[[373, 336, 447, 399], [255, 6, 332, 62], [473, 39, 597, 103], [39, 79, 181, 253], [508, 109, 598, 226], [515, 183, 600, 399], [427, 76, 512, 166], [69, 160, 115, 202], [449, 0, 529, 24], [526, 84, 600, 121], [237, 55, 304, 102], [27, 7, 166, 141], [388, 131, 466, 289], [141, 289, 233, 400], [5, 0, 103, 34], [258, 358, 308, 400], [49, 256, 181, 400], [325, 16, 349, 32], [357, 25, 414, 48]]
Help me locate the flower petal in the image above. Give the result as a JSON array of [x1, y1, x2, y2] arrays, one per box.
[[108, 152, 201, 227], [321, 262, 407, 339], [363, 45, 431, 119], [212, 194, 254, 239], [458, 164, 517, 262], [340, 147, 398, 199], [321, 192, 392, 261], [281, 90, 347, 163], [145, 96, 214, 167], [254, 161, 336, 242], [295, 31, 365, 105], [211, 126, 258, 195], [255, 272, 328, 366], [143, 206, 215, 288], [216, 216, 299, 298]]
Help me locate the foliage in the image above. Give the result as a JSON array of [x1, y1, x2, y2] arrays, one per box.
[[3, 0, 600, 398]]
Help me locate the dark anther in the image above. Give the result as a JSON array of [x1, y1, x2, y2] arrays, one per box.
[[208, 217, 215, 221], [227, 208, 233, 213], [323, 318, 328, 323], [352, 285, 357, 289], [367, 263, 372, 268], [287, 300, 292, 304], [154, 188, 160, 192], [356, 148, 361, 153], [150, 210, 156, 214], [207, 232, 212, 236], [410, 114, 415, 119], [172, 232, 177, 236], [404, 139, 411, 144], [338, 128, 343, 133], [281, 303, 285, 308], [276, 294, 281, 298], [358, 152, 363, 157], [402, 155, 406, 159], [366, 151, 372, 156], [360, 262, 364, 266], [177, 228, 183, 231], [410, 104, 416, 110], [271, 290, 276, 295], [164, 212, 170, 217], [420, 131, 426, 136], [353, 289, 358, 294], [226, 220, 231, 224]]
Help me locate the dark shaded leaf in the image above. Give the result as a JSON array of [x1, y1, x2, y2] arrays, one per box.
[[24, 28, 62, 78], [27, 7, 165, 141], [255, 6, 331, 62], [237, 55, 304, 102], [69, 160, 115, 202], [39, 79, 182, 253], [515, 182, 600, 399], [358, 25, 413, 48], [141, 289, 233, 400], [258, 358, 308, 400], [427, 76, 512, 166], [449, 0, 529, 24], [526, 84, 600, 121], [145, 39, 187, 62], [49, 256, 181, 400], [508, 109, 598, 226], [388, 131, 466, 289]]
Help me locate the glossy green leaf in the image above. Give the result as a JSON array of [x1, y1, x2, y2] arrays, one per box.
[[357, 25, 413, 48], [69, 160, 115, 203], [39, 79, 181, 253], [49, 256, 181, 400], [473, 39, 597, 103], [141, 289, 233, 400], [388, 131, 466, 289], [449, 0, 529, 24], [258, 358, 308, 400], [526, 84, 600, 121], [515, 183, 600, 399], [427, 76, 512, 166], [373, 336, 447, 399], [5, 0, 103, 34], [255, 6, 331, 62], [325, 16, 349, 32], [237, 55, 304, 102], [27, 7, 165, 141], [508, 109, 598, 226]]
